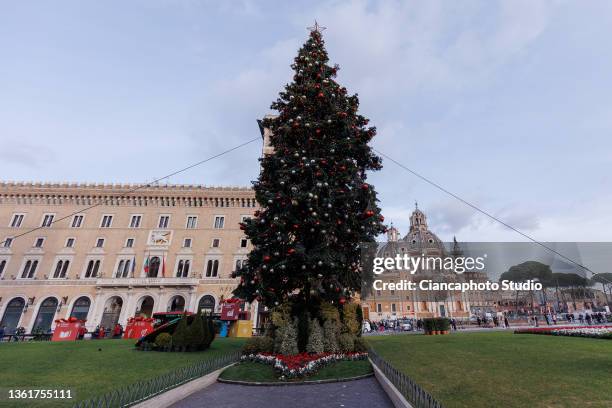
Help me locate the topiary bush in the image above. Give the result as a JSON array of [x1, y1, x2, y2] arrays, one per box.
[[172, 315, 189, 350], [154, 332, 172, 350], [186, 312, 205, 351], [279, 318, 299, 355], [342, 303, 360, 336], [306, 319, 325, 353], [323, 319, 339, 352], [338, 333, 355, 352]]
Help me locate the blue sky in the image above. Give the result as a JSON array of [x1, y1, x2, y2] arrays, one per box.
[[1, 0, 611, 242]]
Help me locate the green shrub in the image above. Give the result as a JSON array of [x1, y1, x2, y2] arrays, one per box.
[[423, 318, 436, 333], [353, 337, 368, 352], [258, 336, 274, 352], [186, 313, 205, 351], [172, 315, 189, 349], [306, 319, 325, 353], [356, 305, 364, 337], [278, 318, 299, 355], [243, 337, 262, 354], [323, 319, 339, 352], [243, 336, 275, 354], [338, 333, 355, 352], [342, 303, 360, 336], [436, 318, 450, 331], [154, 332, 172, 349]]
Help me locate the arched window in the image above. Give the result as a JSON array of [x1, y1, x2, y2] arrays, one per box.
[[149, 257, 160, 278], [0, 260, 6, 278], [70, 297, 91, 321], [206, 260, 219, 277], [176, 260, 190, 278], [116, 260, 125, 278], [85, 260, 100, 278], [21, 260, 38, 279], [33, 297, 58, 333], [0, 297, 25, 334], [168, 296, 185, 312], [198, 295, 215, 314], [61, 260, 70, 278], [122, 260, 131, 278], [54, 261, 63, 278]]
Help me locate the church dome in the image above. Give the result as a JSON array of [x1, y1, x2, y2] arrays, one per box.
[[378, 203, 446, 256]]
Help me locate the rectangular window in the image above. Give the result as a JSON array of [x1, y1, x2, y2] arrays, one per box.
[[391, 303, 397, 314], [71, 215, 84, 228], [130, 215, 142, 228], [10, 213, 25, 228], [34, 237, 45, 248], [240, 238, 248, 248], [100, 215, 113, 228], [213, 216, 225, 229], [96, 238, 105, 248], [211, 238, 220, 248], [3, 237, 13, 248], [41, 214, 54, 227], [0, 259, 7, 278], [406, 305, 411, 311], [66, 238, 75, 248], [158, 215, 170, 229], [240, 215, 251, 223], [125, 238, 134, 248], [186, 216, 197, 229], [376, 304, 382, 313], [183, 238, 192, 248]]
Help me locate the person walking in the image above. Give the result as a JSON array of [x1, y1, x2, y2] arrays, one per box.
[[504, 315, 510, 329]]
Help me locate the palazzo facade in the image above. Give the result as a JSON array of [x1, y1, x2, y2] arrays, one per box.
[[0, 181, 259, 333]]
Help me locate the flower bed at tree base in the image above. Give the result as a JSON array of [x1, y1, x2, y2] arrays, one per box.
[[240, 352, 369, 380], [514, 325, 612, 339]]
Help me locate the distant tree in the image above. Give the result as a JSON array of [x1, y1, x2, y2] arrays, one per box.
[[499, 261, 553, 286]]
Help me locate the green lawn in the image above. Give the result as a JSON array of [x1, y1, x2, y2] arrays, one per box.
[[0, 338, 245, 407], [219, 359, 372, 383], [367, 331, 612, 408]]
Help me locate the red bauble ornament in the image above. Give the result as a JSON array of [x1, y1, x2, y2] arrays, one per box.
[[339, 296, 346, 304], [317, 92, 324, 98], [315, 129, 321, 134], [287, 248, 296, 255], [263, 255, 271, 262], [361, 183, 369, 190]]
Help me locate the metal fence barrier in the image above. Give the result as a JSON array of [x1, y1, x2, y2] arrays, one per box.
[[368, 348, 444, 408], [73, 351, 241, 408]]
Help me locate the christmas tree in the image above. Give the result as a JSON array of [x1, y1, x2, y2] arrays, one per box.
[[234, 23, 385, 324]]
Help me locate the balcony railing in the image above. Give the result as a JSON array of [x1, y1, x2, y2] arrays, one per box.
[[96, 277, 200, 287]]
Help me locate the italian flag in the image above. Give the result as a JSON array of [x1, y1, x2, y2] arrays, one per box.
[[144, 256, 149, 276]]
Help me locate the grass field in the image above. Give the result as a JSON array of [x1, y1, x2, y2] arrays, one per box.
[[219, 359, 372, 383], [0, 337, 245, 407], [367, 331, 612, 408]]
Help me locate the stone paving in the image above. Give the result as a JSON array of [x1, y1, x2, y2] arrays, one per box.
[[170, 377, 394, 408]]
